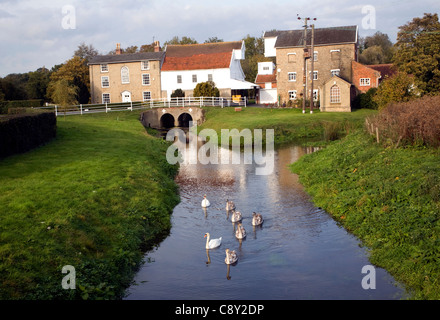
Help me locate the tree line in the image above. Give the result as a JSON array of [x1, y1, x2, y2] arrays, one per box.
[[1, 13, 439, 107]]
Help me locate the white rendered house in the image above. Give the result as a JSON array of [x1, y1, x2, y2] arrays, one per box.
[[161, 41, 256, 98], [255, 61, 278, 104]]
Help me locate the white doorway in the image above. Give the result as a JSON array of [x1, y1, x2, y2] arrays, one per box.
[[122, 91, 131, 102]]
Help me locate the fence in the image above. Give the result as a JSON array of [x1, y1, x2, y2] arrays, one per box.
[[35, 96, 247, 117]]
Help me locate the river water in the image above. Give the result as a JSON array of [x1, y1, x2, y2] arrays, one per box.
[[125, 136, 406, 300]]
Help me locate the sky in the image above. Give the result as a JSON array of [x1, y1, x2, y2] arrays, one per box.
[[0, 0, 438, 77]]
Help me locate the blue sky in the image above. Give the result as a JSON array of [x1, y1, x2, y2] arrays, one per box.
[[0, 0, 438, 77]]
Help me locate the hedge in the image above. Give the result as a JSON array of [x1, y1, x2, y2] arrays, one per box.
[[0, 112, 56, 159], [0, 100, 44, 114]]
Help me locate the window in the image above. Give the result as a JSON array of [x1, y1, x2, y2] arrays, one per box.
[[330, 85, 341, 103], [177, 75, 182, 84], [263, 66, 269, 71], [121, 66, 130, 84], [288, 72, 297, 82], [360, 78, 371, 86], [309, 71, 318, 81], [288, 53, 296, 63], [289, 90, 297, 100], [313, 51, 318, 62], [101, 76, 109, 88], [100, 64, 108, 72], [192, 74, 197, 83], [208, 74, 213, 82], [141, 61, 150, 70], [143, 91, 151, 101], [102, 93, 110, 103], [313, 89, 319, 101], [142, 74, 150, 86], [331, 69, 340, 77], [331, 49, 341, 61]]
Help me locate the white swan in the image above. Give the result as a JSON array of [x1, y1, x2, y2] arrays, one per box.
[[201, 194, 210, 208], [252, 212, 264, 226], [231, 209, 242, 223], [225, 248, 238, 264], [204, 233, 221, 249], [226, 199, 235, 211], [235, 223, 246, 239]]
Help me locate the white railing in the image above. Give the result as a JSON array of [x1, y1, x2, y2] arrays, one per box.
[[36, 96, 247, 117]]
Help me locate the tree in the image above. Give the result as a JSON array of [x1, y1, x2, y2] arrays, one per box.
[[204, 37, 223, 43], [359, 31, 394, 64], [48, 79, 78, 115], [164, 36, 198, 46], [193, 81, 219, 97], [48, 56, 90, 104], [171, 89, 185, 98], [372, 72, 418, 110], [241, 34, 273, 82], [74, 42, 99, 62], [393, 13, 440, 95], [26, 67, 50, 100]]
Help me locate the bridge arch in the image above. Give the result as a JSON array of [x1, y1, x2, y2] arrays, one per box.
[[160, 113, 175, 128], [177, 112, 193, 127]]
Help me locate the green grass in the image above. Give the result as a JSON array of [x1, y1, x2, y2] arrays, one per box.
[[291, 130, 440, 299], [0, 111, 179, 299], [199, 107, 377, 146]]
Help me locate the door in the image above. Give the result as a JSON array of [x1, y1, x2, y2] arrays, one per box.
[[122, 91, 131, 102]]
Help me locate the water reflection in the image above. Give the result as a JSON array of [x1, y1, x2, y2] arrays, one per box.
[[125, 138, 406, 300]]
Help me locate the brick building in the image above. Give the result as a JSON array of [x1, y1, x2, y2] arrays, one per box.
[[88, 42, 164, 104], [264, 26, 358, 109]]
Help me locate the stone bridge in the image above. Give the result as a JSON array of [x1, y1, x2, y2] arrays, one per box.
[[140, 107, 205, 129]]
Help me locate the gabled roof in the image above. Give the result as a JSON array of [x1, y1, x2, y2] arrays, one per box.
[[368, 64, 397, 79], [161, 41, 243, 71], [88, 51, 165, 65], [255, 73, 276, 84], [266, 25, 358, 48]]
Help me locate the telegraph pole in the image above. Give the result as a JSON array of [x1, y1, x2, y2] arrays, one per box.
[[310, 21, 316, 114], [298, 16, 310, 114]]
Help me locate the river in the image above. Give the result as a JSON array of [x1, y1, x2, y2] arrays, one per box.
[[125, 135, 406, 300]]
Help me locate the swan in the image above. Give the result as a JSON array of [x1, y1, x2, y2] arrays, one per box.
[[201, 194, 210, 208], [235, 223, 246, 239], [231, 209, 242, 223], [225, 248, 238, 265], [204, 233, 221, 249], [226, 199, 235, 211], [252, 212, 264, 226]]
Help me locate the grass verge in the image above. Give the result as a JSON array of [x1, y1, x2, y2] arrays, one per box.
[[290, 130, 440, 299], [199, 107, 377, 146], [0, 111, 179, 299]]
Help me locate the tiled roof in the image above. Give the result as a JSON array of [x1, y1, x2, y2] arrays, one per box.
[[266, 26, 358, 48], [88, 51, 165, 65], [368, 64, 397, 79], [161, 41, 242, 71], [255, 73, 276, 84]]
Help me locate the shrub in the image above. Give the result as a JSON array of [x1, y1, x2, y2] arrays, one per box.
[[353, 88, 378, 110], [367, 95, 440, 147], [171, 88, 185, 98], [193, 81, 219, 97], [0, 111, 57, 158]]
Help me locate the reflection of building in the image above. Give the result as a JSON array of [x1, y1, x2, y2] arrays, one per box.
[[88, 42, 164, 104]]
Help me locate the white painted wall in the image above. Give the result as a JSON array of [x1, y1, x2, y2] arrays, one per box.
[[260, 88, 278, 104], [258, 61, 276, 75], [264, 37, 277, 57]]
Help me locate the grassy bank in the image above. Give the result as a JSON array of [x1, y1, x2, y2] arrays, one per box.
[[0, 111, 179, 299], [199, 107, 376, 146], [291, 130, 440, 299]]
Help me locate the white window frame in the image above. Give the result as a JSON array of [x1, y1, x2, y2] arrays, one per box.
[[313, 89, 319, 101], [192, 74, 197, 83], [121, 66, 130, 84], [313, 51, 318, 62], [208, 74, 213, 82], [360, 78, 371, 86], [177, 75, 182, 84], [101, 76, 109, 88], [100, 64, 108, 73], [288, 72, 297, 82], [102, 93, 110, 103], [331, 69, 340, 77], [288, 90, 297, 100], [142, 73, 150, 86], [330, 85, 341, 103], [141, 60, 150, 70], [143, 91, 151, 101], [313, 71, 318, 81]]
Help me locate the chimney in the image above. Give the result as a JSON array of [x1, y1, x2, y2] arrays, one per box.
[[154, 41, 161, 52], [116, 43, 121, 55]]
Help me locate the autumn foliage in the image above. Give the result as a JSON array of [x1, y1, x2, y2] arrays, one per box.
[[367, 95, 440, 148]]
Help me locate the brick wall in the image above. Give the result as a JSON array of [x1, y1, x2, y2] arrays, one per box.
[[89, 60, 162, 104], [351, 61, 380, 93], [275, 43, 356, 104]]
